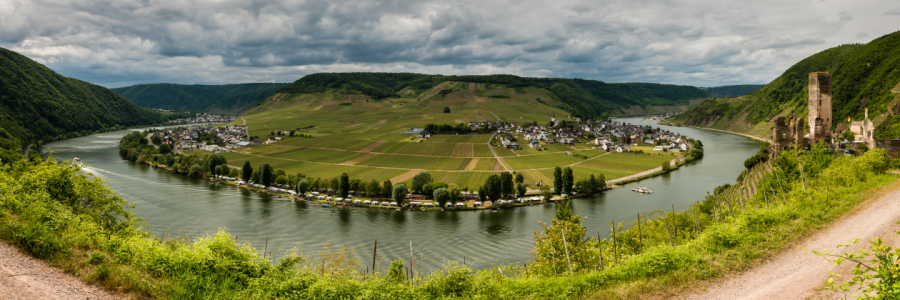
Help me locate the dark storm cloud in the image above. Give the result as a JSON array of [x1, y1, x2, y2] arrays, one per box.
[[0, 0, 897, 87]]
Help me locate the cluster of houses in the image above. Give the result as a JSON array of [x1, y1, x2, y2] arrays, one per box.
[[150, 125, 252, 152], [170, 113, 237, 124], [490, 116, 693, 153]]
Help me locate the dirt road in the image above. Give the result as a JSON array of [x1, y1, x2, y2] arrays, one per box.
[[0, 242, 122, 299], [684, 180, 900, 299]]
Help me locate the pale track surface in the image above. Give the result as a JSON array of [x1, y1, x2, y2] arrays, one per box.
[[682, 179, 900, 300], [0, 242, 122, 300]]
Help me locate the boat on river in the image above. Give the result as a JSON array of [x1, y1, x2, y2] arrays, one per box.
[[74, 157, 82, 166], [321, 204, 330, 208], [632, 187, 653, 194]]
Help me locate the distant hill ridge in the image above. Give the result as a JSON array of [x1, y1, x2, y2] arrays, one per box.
[[112, 82, 288, 115], [701, 84, 765, 98], [0, 47, 168, 159], [276, 73, 714, 118], [674, 31, 900, 135]]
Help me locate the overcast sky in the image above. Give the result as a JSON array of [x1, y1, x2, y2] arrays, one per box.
[[1, 0, 897, 88]]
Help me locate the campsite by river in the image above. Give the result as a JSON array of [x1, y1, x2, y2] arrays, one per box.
[[43, 117, 763, 271]]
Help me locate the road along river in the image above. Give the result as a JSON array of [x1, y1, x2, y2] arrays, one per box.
[[43, 118, 762, 271]]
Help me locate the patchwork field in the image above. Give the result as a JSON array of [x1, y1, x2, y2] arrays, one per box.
[[216, 82, 682, 189]]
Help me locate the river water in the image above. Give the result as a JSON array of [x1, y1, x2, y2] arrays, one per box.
[[42, 118, 762, 271]]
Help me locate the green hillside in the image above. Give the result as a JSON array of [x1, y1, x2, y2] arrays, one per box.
[[0, 47, 170, 155], [702, 84, 765, 98], [275, 73, 711, 118], [112, 83, 287, 114], [674, 31, 900, 136]]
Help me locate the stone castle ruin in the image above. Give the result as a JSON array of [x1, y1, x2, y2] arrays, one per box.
[[771, 116, 807, 157], [808, 72, 833, 145], [769, 71, 893, 158]]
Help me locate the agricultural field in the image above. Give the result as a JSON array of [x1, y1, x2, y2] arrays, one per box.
[[212, 82, 680, 189]]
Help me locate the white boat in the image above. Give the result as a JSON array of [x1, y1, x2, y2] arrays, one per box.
[[74, 157, 82, 166], [632, 187, 653, 194]]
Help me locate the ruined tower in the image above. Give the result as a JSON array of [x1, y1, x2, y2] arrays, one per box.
[[808, 72, 832, 145]]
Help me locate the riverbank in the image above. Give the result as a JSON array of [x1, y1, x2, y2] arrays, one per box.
[[661, 118, 771, 143]]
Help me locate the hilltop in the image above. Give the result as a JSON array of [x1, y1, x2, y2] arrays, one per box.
[[673, 31, 900, 138], [701, 84, 765, 98], [275, 73, 711, 118], [112, 82, 288, 114], [0, 47, 172, 158]]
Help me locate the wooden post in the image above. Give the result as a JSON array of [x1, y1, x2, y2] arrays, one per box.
[[671, 204, 677, 241], [409, 241, 414, 280], [597, 229, 603, 271], [608, 220, 618, 263], [372, 239, 377, 277], [660, 211, 673, 246], [264, 234, 268, 259], [561, 229, 573, 273], [637, 212, 643, 253], [773, 168, 789, 205]]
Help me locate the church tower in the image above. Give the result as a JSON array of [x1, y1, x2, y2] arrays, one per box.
[[808, 72, 832, 145]]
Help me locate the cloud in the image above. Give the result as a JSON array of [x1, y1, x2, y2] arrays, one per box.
[[0, 0, 896, 87], [884, 7, 900, 15]]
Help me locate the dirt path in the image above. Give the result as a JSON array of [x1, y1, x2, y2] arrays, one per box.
[[0, 242, 122, 299], [683, 179, 900, 300]]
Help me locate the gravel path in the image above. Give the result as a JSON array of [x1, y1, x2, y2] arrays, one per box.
[[0, 242, 122, 300], [683, 180, 900, 299]]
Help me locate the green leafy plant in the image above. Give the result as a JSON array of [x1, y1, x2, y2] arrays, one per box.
[[816, 222, 900, 299]]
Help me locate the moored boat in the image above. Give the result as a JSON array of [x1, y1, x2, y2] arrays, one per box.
[[74, 157, 82, 166], [631, 187, 653, 194]]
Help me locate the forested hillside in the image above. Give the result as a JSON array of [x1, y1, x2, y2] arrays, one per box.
[[702, 84, 765, 98], [675, 31, 900, 133], [277, 73, 711, 118], [113, 83, 287, 114], [0, 47, 170, 156]]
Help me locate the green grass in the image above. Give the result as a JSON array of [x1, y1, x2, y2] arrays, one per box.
[[503, 153, 586, 170]]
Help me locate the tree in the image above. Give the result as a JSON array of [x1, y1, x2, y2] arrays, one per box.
[[188, 164, 203, 179], [501, 172, 514, 199], [228, 168, 240, 178], [563, 167, 574, 195], [382, 180, 393, 197], [485, 174, 502, 202], [339, 173, 350, 198], [596, 174, 606, 190], [214, 165, 223, 179], [662, 161, 672, 172], [275, 175, 287, 185], [448, 184, 461, 207], [478, 186, 487, 202], [423, 182, 448, 198], [251, 170, 260, 183], [206, 154, 227, 178], [443, 107, 451, 113], [241, 161, 253, 182], [411, 172, 433, 194], [260, 163, 274, 187], [434, 188, 450, 208], [515, 173, 524, 183], [297, 179, 309, 194], [517, 182, 527, 198], [311, 178, 321, 191], [330, 178, 339, 194], [553, 166, 563, 195], [219, 164, 230, 178], [393, 183, 408, 207], [367, 179, 380, 197], [542, 189, 553, 202], [158, 144, 173, 155]]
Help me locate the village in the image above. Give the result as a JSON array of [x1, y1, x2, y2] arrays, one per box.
[[169, 113, 238, 124]]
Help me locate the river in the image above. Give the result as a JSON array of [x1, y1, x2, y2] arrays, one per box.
[[42, 118, 762, 271]]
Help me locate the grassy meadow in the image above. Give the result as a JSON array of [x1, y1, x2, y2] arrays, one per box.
[[219, 82, 681, 189]]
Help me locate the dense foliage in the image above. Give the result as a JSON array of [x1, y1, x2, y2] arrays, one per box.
[[702, 84, 765, 98], [0, 47, 172, 149], [112, 83, 287, 114], [677, 31, 900, 129]]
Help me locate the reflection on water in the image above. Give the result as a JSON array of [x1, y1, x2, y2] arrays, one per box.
[[43, 118, 762, 271]]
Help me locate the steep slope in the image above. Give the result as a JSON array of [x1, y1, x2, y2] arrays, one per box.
[[702, 84, 765, 98], [112, 83, 287, 114], [0, 47, 168, 149], [275, 73, 711, 118], [675, 31, 900, 136]]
